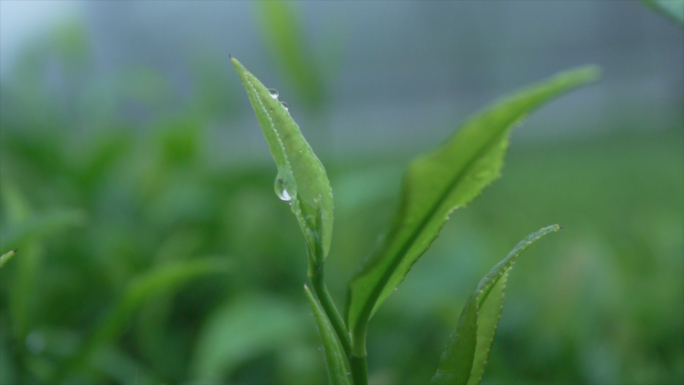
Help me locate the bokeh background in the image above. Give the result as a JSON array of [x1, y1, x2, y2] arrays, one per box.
[[1, 1, 682, 384]]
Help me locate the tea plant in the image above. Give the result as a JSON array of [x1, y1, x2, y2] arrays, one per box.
[[232, 56, 598, 385]]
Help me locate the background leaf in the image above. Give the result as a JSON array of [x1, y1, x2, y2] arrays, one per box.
[[432, 225, 560, 385], [0, 249, 17, 268], [190, 295, 308, 383], [52, 258, 232, 382], [304, 285, 352, 385], [346, 66, 600, 340], [0, 209, 86, 252], [0, 181, 86, 342], [641, 0, 684, 26], [231, 57, 334, 262], [253, 1, 325, 111], [1, 4, 680, 383]]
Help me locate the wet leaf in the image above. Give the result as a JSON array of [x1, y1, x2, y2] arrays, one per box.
[[231, 57, 334, 264]]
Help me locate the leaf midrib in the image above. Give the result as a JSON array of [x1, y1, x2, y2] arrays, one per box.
[[354, 122, 511, 332], [243, 74, 295, 181]]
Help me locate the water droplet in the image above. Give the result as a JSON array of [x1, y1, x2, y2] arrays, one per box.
[[317, 346, 322, 351], [281, 101, 289, 111], [274, 174, 292, 203], [268, 88, 279, 99]]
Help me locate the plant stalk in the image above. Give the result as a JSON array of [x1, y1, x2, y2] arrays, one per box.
[[350, 354, 368, 385], [349, 317, 369, 385], [309, 263, 352, 359]]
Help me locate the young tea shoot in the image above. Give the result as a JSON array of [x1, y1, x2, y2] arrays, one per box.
[[231, 55, 599, 385]]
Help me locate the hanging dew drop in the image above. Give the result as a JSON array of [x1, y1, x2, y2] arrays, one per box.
[[274, 174, 292, 203], [268, 88, 279, 99], [281, 101, 289, 111]]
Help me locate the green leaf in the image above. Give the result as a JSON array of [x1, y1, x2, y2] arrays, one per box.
[[0, 209, 86, 251], [641, 0, 684, 26], [190, 295, 307, 382], [346, 66, 600, 347], [51, 258, 232, 383], [0, 326, 17, 385], [231, 56, 334, 264], [304, 285, 352, 385], [90, 346, 162, 385], [432, 225, 560, 385], [0, 249, 17, 268], [0, 182, 85, 339]]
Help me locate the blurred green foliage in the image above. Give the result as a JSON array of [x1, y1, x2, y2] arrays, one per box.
[[254, 1, 326, 112], [641, 0, 684, 26], [0, 17, 682, 385]]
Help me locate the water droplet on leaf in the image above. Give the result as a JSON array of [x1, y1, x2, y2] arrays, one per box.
[[274, 174, 292, 203], [268, 88, 279, 99], [281, 101, 289, 111]]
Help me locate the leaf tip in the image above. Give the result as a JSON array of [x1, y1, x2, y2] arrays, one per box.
[[230, 55, 244, 73], [574, 64, 602, 84], [0, 249, 18, 268]]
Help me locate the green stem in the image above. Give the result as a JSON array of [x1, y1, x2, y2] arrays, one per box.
[[310, 263, 352, 359], [350, 318, 369, 385], [350, 354, 368, 385]]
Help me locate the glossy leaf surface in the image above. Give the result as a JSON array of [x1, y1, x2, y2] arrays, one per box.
[[432, 225, 560, 385], [346, 66, 599, 340], [231, 57, 334, 262]]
